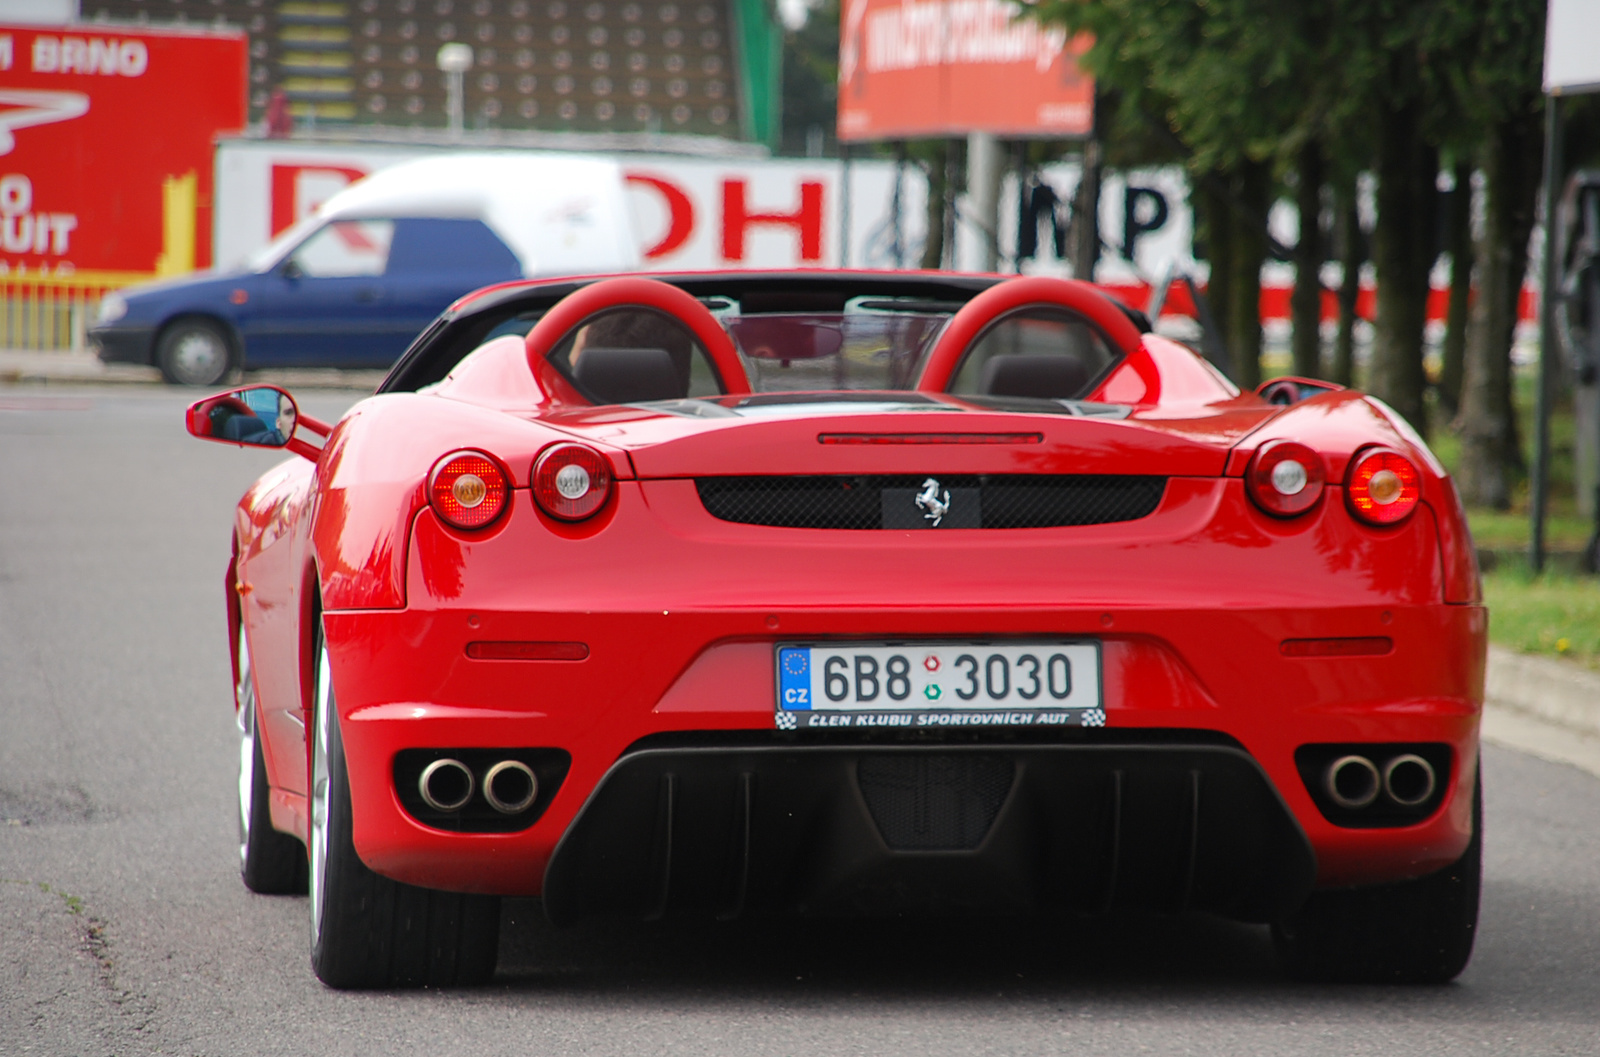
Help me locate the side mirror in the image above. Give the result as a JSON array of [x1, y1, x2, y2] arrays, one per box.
[[279, 258, 304, 281], [1256, 376, 1346, 406], [187, 385, 332, 461], [187, 385, 299, 448]]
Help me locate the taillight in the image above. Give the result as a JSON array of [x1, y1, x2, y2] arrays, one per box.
[[429, 450, 509, 530], [532, 443, 613, 521], [1346, 447, 1421, 525], [1245, 440, 1325, 517]]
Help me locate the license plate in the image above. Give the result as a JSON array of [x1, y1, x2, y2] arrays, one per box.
[[775, 641, 1103, 730]]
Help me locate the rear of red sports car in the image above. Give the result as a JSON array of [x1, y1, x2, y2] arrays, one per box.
[[211, 272, 1484, 988]]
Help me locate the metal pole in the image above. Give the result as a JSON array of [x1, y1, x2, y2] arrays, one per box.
[[967, 131, 1002, 272], [1533, 92, 1564, 573], [447, 70, 464, 139], [839, 141, 853, 268]]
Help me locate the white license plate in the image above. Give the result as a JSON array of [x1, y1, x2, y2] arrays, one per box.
[[775, 641, 1104, 730]]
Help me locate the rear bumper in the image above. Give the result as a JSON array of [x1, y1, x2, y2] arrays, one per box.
[[542, 739, 1317, 924], [319, 481, 1485, 909], [89, 324, 156, 364], [325, 600, 1483, 905]]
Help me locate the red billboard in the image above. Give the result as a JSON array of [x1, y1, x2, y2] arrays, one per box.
[[837, 0, 1093, 141], [0, 22, 246, 283]]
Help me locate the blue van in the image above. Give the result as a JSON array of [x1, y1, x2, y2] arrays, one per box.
[[91, 154, 640, 385]]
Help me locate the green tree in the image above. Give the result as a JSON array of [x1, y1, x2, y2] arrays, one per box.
[[1451, 0, 1547, 508], [779, 0, 839, 156], [1027, 0, 1343, 388], [1028, 0, 1544, 445]]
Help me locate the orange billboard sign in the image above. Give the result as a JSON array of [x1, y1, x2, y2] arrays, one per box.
[[837, 0, 1093, 141]]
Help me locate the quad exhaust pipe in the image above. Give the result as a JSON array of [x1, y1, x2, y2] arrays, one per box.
[[417, 757, 538, 814], [1322, 752, 1436, 811], [483, 760, 538, 814], [1382, 754, 1436, 807], [419, 758, 475, 812], [1325, 755, 1381, 809]]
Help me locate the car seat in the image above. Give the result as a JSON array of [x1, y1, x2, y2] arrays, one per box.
[[572, 347, 687, 404], [978, 354, 1089, 399]]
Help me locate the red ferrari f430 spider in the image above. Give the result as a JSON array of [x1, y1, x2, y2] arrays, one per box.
[[188, 272, 1484, 989]]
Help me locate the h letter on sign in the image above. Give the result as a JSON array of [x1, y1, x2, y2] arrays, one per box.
[[720, 179, 823, 262]]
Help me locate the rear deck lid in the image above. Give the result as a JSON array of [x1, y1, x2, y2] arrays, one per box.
[[535, 392, 1279, 479]]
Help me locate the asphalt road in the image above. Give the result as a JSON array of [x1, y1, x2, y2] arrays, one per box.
[[2, 385, 1599, 1057]]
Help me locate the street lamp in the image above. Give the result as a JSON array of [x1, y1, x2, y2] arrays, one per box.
[[437, 43, 473, 140]]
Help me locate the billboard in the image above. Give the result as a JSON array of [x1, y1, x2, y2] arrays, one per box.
[[836, 0, 1093, 141], [213, 140, 928, 273], [1546, 0, 1600, 95], [212, 143, 1518, 330], [0, 22, 246, 283]]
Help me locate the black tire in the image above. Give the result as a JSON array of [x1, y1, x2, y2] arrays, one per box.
[[308, 628, 500, 989], [1272, 769, 1481, 983], [238, 635, 309, 894], [156, 317, 235, 387]]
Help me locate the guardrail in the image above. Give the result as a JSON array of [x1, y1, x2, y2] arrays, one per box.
[[0, 273, 150, 351]]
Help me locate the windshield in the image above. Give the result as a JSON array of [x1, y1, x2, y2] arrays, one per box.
[[419, 288, 1124, 402], [719, 302, 951, 392], [246, 213, 325, 272]]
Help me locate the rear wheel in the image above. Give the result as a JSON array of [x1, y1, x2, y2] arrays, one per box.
[[1272, 771, 1481, 983], [308, 626, 500, 989], [237, 634, 308, 894], [156, 318, 234, 387]]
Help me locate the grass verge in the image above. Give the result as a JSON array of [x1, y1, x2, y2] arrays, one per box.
[[1483, 560, 1600, 670]]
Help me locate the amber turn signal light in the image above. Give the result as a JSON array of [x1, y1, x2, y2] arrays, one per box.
[[1345, 447, 1420, 525], [429, 450, 510, 530], [532, 443, 613, 521], [1246, 440, 1325, 517]]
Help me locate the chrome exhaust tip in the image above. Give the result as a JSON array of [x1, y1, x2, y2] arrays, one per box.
[[1383, 753, 1437, 807], [1325, 754, 1381, 810], [483, 760, 538, 814], [419, 758, 475, 812]]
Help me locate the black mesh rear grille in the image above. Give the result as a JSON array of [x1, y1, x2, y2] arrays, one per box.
[[695, 475, 1166, 529], [857, 754, 1015, 850]]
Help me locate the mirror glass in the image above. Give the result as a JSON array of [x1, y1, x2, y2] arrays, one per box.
[[1258, 379, 1307, 406], [192, 386, 297, 448]]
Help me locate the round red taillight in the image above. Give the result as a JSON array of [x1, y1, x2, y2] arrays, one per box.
[[532, 443, 613, 521], [1246, 440, 1326, 517], [1345, 447, 1421, 525], [428, 450, 509, 530]]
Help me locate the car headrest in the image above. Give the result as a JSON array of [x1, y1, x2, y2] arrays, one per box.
[[979, 354, 1090, 399], [571, 346, 687, 404]]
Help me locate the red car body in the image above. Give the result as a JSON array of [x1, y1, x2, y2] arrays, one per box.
[[197, 271, 1485, 987]]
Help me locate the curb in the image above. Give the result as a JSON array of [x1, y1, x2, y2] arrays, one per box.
[[0, 350, 164, 386], [1483, 645, 1600, 779], [0, 350, 386, 392], [1486, 645, 1600, 739]]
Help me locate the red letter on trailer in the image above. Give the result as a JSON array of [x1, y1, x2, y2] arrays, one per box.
[[720, 179, 823, 262], [269, 164, 370, 238]]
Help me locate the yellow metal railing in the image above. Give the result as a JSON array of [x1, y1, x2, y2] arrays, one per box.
[[0, 272, 155, 351], [3, 167, 197, 351]]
